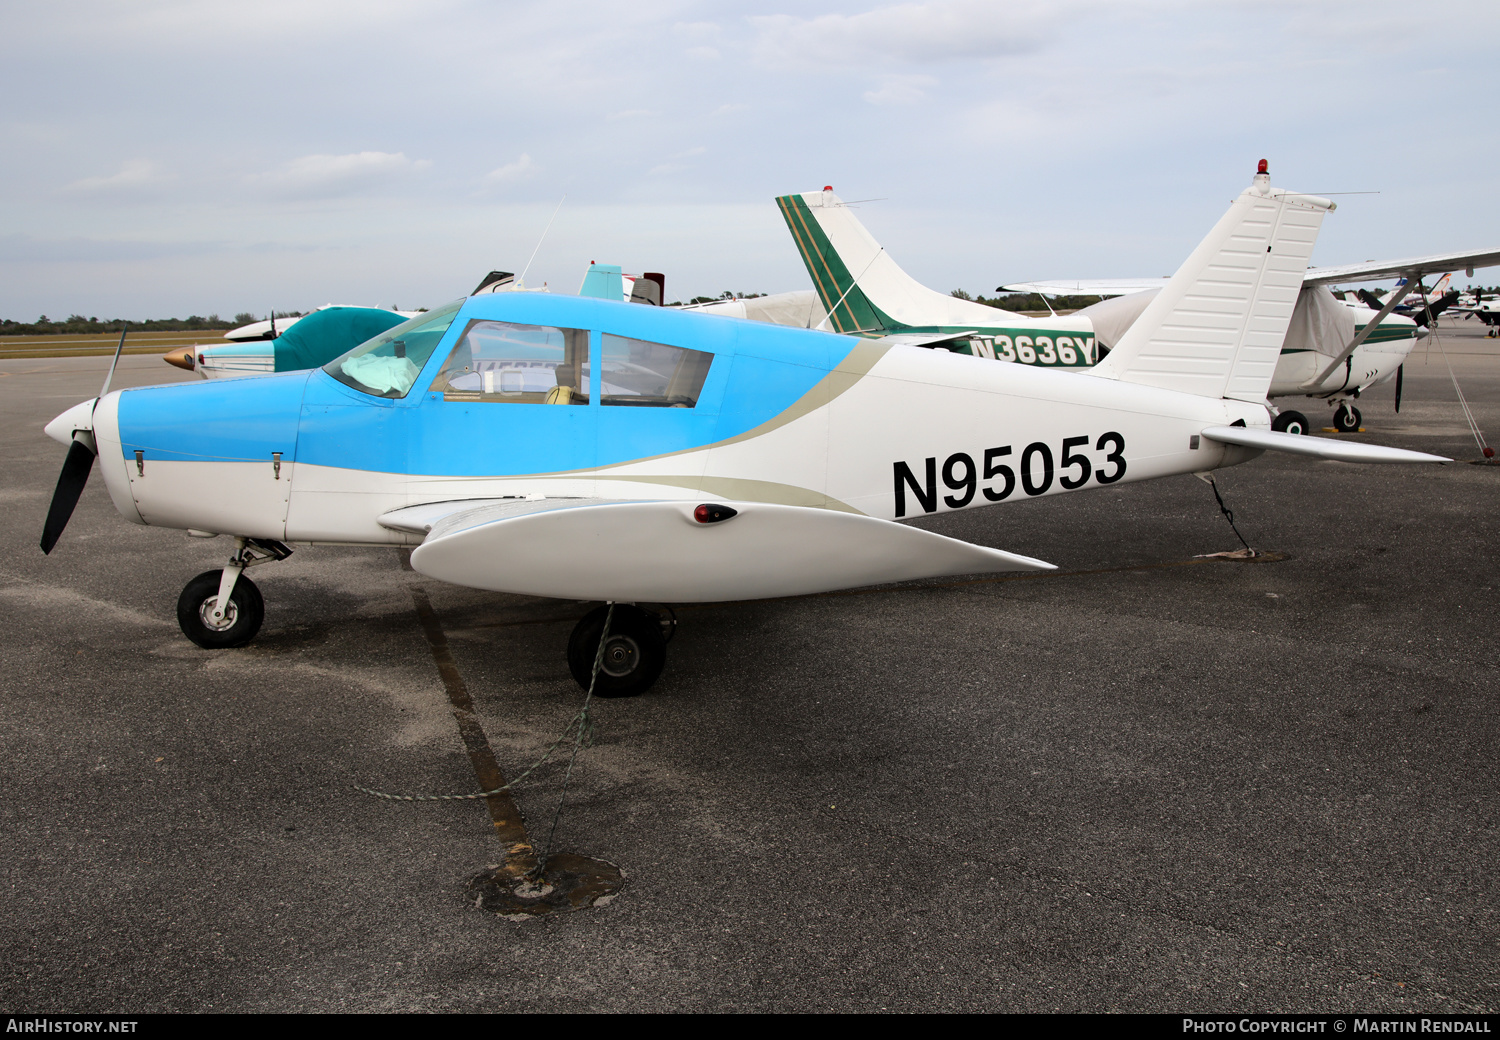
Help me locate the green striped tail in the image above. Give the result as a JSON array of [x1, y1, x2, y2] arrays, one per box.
[[775, 194, 892, 334]]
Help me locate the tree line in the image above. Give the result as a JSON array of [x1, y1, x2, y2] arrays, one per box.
[[951, 289, 1106, 311], [1, 312, 304, 336]]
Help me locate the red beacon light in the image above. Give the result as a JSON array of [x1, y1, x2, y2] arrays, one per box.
[[693, 503, 738, 524], [1257, 159, 1268, 174]]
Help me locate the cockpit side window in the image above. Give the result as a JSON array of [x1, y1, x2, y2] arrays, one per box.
[[322, 299, 464, 399], [430, 320, 590, 405], [600, 334, 713, 407]]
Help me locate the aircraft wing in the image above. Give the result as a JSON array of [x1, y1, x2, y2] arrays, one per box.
[[386, 498, 1054, 602], [1302, 249, 1500, 286], [1201, 426, 1451, 464], [1006, 248, 1500, 298], [998, 279, 1171, 297]]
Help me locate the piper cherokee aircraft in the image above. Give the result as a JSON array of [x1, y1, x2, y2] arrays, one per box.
[[758, 172, 1500, 436], [39, 164, 1449, 696]]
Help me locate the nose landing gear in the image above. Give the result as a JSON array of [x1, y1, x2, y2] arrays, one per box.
[[176, 537, 292, 649], [1332, 403, 1363, 433]]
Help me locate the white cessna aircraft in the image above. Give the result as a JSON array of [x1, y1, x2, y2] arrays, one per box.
[[40, 165, 1447, 695], [730, 166, 1500, 435]]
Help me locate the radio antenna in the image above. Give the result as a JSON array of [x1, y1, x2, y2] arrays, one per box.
[[519, 196, 566, 286]]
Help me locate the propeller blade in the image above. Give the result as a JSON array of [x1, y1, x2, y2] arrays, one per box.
[[99, 325, 127, 399], [40, 438, 97, 555], [1394, 364, 1404, 414], [1428, 290, 1461, 320]]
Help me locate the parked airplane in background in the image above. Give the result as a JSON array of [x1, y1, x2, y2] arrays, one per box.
[[1453, 290, 1500, 335], [1337, 273, 1461, 329], [164, 267, 665, 379], [579, 263, 665, 306], [164, 306, 414, 379], [1392, 272, 1454, 315], [744, 168, 1499, 434], [42, 165, 1446, 695]]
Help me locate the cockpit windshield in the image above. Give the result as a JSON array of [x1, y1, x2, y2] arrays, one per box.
[[322, 299, 464, 398]]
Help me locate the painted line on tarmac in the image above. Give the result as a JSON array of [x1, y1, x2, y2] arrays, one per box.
[[410, 586, 538, 874]]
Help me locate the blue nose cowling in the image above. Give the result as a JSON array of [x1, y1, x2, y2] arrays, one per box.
[[115, 370, 311, 464]]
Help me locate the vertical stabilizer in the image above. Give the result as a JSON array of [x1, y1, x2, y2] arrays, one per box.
[[775, 189, 1022, 333], [579, 263, 624, 302], [1091, 163, 1334, 403]]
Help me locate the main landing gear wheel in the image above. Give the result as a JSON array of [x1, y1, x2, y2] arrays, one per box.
[[1332, 404, 1362, 433], [567, 605, 667, 698], [177, 569, 264, 649], [1271, 410, 1310, 435]]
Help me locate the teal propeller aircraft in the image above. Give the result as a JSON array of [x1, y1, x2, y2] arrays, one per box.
[[40, 165, 1450, 695]]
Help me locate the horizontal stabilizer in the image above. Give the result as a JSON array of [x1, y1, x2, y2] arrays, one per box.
[[871, 330, 978, 349], [408, 499, 1054, 602], [1201, 426, 1451, 464]]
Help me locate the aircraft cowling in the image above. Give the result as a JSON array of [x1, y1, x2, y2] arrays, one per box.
[[103, 372, 311, 538]]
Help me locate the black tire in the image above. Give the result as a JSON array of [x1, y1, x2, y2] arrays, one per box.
[[1272, 410, 1309, 435], [177, 570, 264, 649], [566, 605, 666, 698], [1332, 405, 1361, 433]]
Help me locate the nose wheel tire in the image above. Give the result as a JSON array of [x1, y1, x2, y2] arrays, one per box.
[[1271, 410, 1310, 435], [177, 569, 264, 649], [1332, 405, 1362, 433], [567, 605, 667, 698]]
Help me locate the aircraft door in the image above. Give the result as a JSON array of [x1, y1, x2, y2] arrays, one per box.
[[287, 302, 463, 542], [412, 319, 601, 495]]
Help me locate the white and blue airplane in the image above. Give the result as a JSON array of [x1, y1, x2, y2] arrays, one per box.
[[39, 165, 1449, 696]]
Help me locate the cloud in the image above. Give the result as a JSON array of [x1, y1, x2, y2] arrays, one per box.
[[249, 151, 431, 199], [63, 159, 173, 195], [609, 109, 656, 120], [483, 154, 537, 184], [0, 232, 217, 263], [685, 46, 720, 60], [750, 0, 1053, 69], [863, 74, 937, 106]]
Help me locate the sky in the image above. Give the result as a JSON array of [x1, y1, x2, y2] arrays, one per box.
[[3, 0, 1498, 320]]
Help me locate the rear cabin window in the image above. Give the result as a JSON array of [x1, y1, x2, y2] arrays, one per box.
[[430, 320, 590, 405], [600, 334, 713, 407]]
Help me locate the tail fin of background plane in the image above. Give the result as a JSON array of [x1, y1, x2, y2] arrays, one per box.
[[1090, 163, 1334, 403], [775, 189, 1022, 333]]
